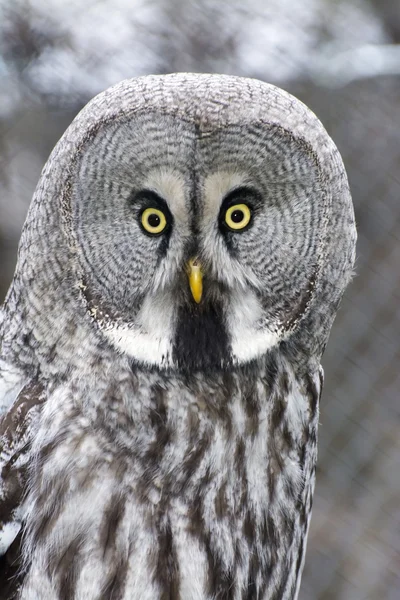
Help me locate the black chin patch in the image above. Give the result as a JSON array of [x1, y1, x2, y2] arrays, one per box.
[[173, 300, 232, 372]]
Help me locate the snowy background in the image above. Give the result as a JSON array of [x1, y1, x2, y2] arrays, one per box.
[[0, 1, 399, 598]]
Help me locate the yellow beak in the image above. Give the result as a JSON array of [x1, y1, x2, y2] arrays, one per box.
[[188, 258, 203, 304]]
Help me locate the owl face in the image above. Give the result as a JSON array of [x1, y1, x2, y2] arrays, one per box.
[[72, 111, 323, 371]]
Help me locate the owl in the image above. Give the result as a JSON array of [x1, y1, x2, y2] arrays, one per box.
[[0, 74, 356, 600]]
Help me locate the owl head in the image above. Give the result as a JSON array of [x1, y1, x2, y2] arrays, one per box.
[[6, 74, 356, 373]]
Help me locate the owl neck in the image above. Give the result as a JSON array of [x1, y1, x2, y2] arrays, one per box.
[[22, 353, 320, 600]]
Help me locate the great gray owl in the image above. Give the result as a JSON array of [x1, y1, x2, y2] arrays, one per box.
[[0, 73, 356, 600]]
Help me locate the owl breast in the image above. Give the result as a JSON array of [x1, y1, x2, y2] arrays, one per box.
[[18, 355, 321, 600]]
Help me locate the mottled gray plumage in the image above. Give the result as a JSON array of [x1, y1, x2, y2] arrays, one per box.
[[0, 73, 356, 599]]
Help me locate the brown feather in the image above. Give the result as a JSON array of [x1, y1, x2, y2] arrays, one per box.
[[0, 380, 45, 600]]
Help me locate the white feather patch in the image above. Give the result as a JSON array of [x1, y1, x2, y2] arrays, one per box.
[[0, 360, 27, 415], [0, 519, 21, 555], [103, 325, 173, 366], [228, 289, 282, 361]]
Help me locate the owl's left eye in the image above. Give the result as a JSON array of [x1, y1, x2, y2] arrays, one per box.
[[140, 208, 168, 235], [224, 203, 252, 231]]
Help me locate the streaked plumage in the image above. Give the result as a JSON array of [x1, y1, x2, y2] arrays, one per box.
[[0, 73, 356, 599]]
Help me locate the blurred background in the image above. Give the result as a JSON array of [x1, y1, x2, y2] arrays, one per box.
[[0, 0, 399, 598]]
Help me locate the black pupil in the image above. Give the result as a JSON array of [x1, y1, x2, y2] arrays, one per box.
[[148, 213, 161, 228], [231, 209, 244, 223]]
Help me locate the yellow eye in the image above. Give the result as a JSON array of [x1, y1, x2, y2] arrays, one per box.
[[141, 208, 167, 235], [224, 203, 251, 230]]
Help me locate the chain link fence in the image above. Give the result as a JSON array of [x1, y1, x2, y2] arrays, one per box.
[[0, 1, 399, 598]]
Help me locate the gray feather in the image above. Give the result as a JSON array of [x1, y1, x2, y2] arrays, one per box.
[[0, 74, 356, 600]]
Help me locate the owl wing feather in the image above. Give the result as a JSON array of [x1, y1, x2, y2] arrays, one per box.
[[0, 379, 45, 599]]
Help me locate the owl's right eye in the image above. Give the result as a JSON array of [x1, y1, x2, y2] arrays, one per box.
[[140, 207, 168, 235]]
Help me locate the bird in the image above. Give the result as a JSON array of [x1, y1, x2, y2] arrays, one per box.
[[0, 73, 356, 600]]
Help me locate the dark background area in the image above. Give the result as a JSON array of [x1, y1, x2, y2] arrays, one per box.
[[0, 1, 399, 598]]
